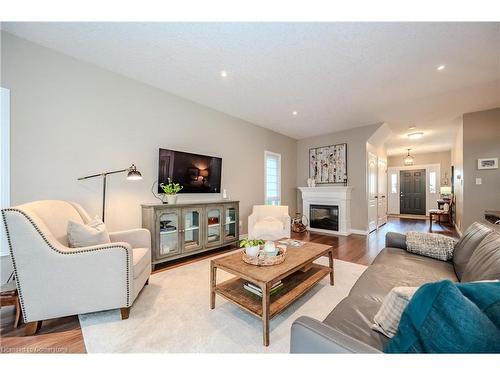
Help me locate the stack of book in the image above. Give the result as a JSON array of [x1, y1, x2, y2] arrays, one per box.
[[244, 280, 284, 297]]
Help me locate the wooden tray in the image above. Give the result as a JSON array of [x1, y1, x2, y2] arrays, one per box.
[[242, 248, 287, 266]]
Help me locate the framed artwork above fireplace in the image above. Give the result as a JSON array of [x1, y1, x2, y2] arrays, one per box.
[[309, 143, 347, 184]]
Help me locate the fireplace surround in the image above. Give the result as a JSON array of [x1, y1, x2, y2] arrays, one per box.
[[298, 186, 353, 236]]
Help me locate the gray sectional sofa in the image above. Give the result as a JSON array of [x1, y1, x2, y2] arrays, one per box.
[[290, 222, 500, 353]]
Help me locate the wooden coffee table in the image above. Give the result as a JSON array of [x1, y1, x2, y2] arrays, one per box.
[[210, 241, 334, 346]]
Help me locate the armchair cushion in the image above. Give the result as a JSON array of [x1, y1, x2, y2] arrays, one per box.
[[67, 217, 110, 248], [248, 205, 291, 240], [17, 200, 87, 246], [253, 218, 284, 238], [132, 247, 151, 279]]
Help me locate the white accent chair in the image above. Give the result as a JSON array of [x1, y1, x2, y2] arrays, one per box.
[[248, 205, 291, 240], [1, 200, 151, 335]]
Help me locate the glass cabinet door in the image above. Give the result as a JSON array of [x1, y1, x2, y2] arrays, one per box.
[[158, 210, 180, 257], [206, 206, 223, 247], [223, 204, 238, 243], [182, 208, 203, 253]]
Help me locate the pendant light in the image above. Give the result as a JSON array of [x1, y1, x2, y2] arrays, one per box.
[[404, 149, 414, 166]]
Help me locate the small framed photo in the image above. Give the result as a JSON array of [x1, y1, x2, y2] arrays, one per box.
[[477, 158, 498, 170]]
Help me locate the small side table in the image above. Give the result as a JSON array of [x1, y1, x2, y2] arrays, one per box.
[[0, 280, 21, 328]]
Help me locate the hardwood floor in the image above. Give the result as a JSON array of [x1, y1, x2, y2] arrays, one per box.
[[0, 217, 456, 354]]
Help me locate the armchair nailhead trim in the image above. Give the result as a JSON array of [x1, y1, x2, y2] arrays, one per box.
[[1, 208, 131, 323]]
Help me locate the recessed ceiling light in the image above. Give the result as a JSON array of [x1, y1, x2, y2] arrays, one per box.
[[220, 70, 228, 77], [408, 132, 424, 140], [292, 111, 298, 116], [437, 65, 446, 71]]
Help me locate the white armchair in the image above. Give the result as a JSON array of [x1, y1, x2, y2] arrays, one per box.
[[248, 205, 291, 240], [1, 200, 151, 335]]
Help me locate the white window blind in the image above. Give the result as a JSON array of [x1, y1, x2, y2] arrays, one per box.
[[265, 151, 281, 205], [391, 173, 398, 194], [429, 171, 437, 194]]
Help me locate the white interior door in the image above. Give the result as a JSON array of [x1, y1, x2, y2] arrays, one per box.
[[368, 152, 378, 233], [377, 159, 387, 227]]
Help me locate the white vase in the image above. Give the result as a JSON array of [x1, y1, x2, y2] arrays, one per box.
[[166, 195, 178, 204], [245, 245, 260, 257]]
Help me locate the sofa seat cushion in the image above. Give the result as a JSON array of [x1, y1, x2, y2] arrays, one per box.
[[323, 295, 389, 351], [348, 263, 455, 305], [373, 248, 458, 282], [132, 247, 151, 279]]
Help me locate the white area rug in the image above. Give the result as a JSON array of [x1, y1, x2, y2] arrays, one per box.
[[79, 252, 366, 353]]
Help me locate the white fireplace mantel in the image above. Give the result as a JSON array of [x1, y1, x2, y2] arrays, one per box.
[[298, 186, 354, 236]]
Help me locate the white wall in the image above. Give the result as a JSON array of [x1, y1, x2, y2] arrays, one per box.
[[0, 32, 298, 234], [1, 88, 10, 257], [451, 119, 464, 233], [296, 123, 382, 232]]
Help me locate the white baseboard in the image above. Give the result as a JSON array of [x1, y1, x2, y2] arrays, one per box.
[[350, 229, 368, 235], [307, 227, 350, 236]]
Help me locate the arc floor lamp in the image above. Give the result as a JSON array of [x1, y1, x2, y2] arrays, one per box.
[[78, 164, 142, 222]]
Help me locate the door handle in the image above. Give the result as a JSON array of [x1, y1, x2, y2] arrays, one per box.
[[381, 195, 386, 198], [374, 195, 378, 198]]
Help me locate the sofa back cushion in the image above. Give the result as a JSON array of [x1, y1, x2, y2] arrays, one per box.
[[453, 222, 492, 279], [17, 200, 86, 247], [252, 205, 289, 220], [461, 231, 500, 282]]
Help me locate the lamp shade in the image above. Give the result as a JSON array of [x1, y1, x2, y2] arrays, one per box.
[[199, 169, 209, 177], [126, 164, 142, 180], [440, 186, 452, 195]]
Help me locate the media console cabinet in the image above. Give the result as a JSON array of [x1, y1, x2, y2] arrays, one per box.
[[142, 201, 239, 268]]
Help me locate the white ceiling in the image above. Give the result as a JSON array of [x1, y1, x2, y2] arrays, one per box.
[[2, 22, 500, 154]]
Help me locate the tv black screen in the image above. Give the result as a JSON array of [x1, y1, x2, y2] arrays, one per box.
[[158, 149, 222, 194]]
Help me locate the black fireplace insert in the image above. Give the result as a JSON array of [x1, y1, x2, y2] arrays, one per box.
[[309, 204, 339, 231]]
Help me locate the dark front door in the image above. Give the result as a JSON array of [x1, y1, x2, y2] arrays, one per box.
[[400, 169, 426, 215]]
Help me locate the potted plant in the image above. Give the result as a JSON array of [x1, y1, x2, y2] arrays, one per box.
[[159, 178, 183, 204], [240, 239, 265, 257]]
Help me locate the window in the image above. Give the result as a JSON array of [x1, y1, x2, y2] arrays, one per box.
[[391, 173, 397, 194], [264, 151, 281, 205], [429, 171, 437, 194]]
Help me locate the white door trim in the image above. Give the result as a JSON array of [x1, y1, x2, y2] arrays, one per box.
[[387, 163, 441, 216], [1, 88, 11, 256], [367, 152, 378, 233]]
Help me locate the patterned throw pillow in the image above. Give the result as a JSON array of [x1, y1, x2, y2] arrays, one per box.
[[372, 287, 419, 338], [406, 232, 457, 261]]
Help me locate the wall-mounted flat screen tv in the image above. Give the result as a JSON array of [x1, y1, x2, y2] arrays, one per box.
[[158, 148, 222, 194]]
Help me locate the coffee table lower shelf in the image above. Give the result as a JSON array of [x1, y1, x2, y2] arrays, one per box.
[[214, 264, 330, 319]]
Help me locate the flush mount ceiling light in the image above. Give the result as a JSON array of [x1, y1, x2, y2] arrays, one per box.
[[408, 131, 424, 140], [292, 111, 298, 116], [437, 65, 446, 71], [404, 149, 415, 166], [220, 70, 228, 78]]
